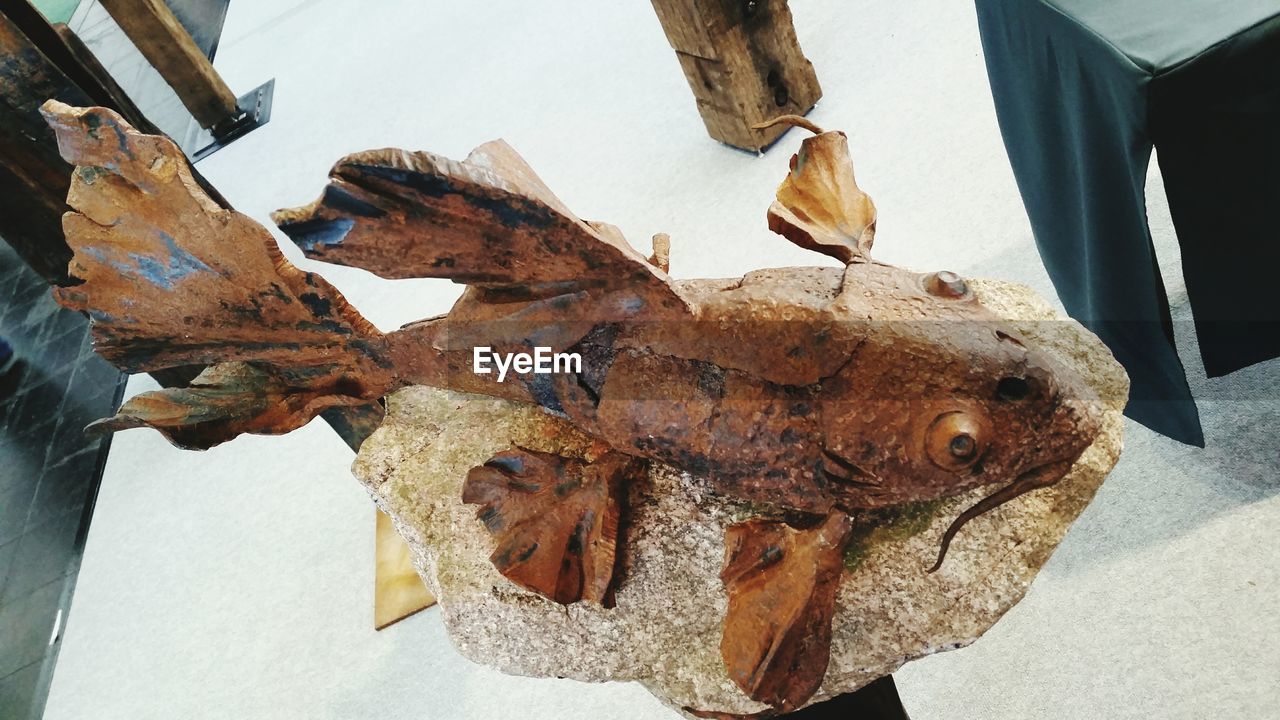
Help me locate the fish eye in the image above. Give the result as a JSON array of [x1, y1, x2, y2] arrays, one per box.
[[949, 434, 976, 457], [996, 376, 1032, 402], [924, 270, 969, 298], [926, 411, 987, 471]]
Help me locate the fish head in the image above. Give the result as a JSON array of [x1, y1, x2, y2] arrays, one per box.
[[816, 265, 1103, 509]]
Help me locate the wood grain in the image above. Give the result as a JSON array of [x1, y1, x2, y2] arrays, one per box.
[[651, 0, 822, 151], [98, 0, 240, 129], [0, 9, 89, 283], [375, 509, 435, 630]]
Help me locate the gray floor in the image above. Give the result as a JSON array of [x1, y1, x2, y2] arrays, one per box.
[[42, 1, 1280, 718]]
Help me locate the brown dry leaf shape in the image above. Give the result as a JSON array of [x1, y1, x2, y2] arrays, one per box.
[[462, 448, 640, 606], [720, 512, 854, 713], [90, 362, 381, 450], [39, 102, 393, 448], [272, 141, 686, 318], [41, 102, 389, 377], [768, 129, 877, 264]]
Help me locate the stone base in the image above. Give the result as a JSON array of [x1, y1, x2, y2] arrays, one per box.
[[351, 279, 1128, 717]]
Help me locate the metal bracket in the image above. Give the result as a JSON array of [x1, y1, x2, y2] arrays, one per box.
[[187, 78, 275, 162]]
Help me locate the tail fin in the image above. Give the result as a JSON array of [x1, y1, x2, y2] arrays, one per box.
[[41, 102, 392, 448]]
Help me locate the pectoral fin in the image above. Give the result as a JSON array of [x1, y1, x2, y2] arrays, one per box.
[[720, 511, 854, 713], [90, 362, 382, 450], [462, 448, 643, 606]]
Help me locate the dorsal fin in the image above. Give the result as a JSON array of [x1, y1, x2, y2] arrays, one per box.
[[758, 116, 877, 265], [272, 141, 688, 318]]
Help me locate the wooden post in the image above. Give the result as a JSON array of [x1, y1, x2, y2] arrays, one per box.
[[375, 509, 436, 630], [0, 10, 95, 283], [97, 0, 241, 130], [651, 0, 822, 152]]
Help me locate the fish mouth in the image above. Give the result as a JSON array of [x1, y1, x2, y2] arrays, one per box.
[[927, 457, 1076, 573]]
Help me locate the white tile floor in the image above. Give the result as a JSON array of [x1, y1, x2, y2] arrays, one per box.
[[43, 1, 1280, 719]]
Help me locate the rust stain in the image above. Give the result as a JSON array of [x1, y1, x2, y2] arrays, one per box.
[[44, 102, 1105, 714]]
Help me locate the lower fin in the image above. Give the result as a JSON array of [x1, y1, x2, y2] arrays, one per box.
[[462, 447, 643, 606], [90, 362, 384, 450], [720, 511, 854, 713]]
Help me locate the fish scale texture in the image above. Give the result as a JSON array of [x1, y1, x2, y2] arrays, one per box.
[[351, 278, 1128, 717]]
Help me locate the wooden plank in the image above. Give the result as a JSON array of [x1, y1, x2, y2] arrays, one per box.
[[0, 9, 90, 282], [375, 508, 436, 631], [0, 1, 230, 284], [53, 23, 158, 135], [98, 0, 240, 129], [1, 0, 156, 135], [651, 0, 822, 151]]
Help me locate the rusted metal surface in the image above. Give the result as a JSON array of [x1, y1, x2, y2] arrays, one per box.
[[761, 117, 876, 263], [43, 101, 394, 449], [92, 362, 385, 450], [462, 448, 641, 606], [0, 3, 200, 284], [46, 103, 1105, 715], [720, 512, 854, 713]]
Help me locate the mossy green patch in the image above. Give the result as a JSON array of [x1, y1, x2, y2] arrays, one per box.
[[843, 499, 944, 571]]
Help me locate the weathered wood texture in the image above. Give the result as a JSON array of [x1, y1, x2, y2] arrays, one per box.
[[651, 0, 822, 151], [53, 23, 156, 130], [98, 0, 240, 129], [1, 0, 154, 128], [0, 10, 92, 283]]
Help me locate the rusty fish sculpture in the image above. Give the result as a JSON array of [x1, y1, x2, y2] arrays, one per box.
[[41, 100, 1103, 715]]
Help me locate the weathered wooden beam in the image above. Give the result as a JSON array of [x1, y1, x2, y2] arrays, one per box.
[[1, 0, 157, 134], [651, 0, 822, 152], [53, 23, 157, 133], [0, 9, 92, 283], [98, 0, 241, 130]]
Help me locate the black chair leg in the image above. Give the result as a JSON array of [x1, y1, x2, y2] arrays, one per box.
[[782, 675, 910, 719]]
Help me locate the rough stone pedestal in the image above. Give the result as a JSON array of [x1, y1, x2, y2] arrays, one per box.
[[352, 279, 1128, 717]]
